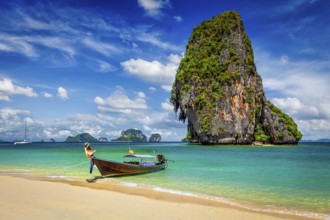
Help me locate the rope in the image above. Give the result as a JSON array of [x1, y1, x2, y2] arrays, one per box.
[[52, 161, 87, 173]]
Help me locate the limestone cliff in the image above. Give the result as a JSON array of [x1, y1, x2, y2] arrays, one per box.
[[171, 11, 302, 144]]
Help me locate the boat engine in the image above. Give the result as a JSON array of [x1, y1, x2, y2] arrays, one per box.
[[157, 154, 165, 163]]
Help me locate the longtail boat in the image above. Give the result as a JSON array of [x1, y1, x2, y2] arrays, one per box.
[[91, 154, 168, 177]]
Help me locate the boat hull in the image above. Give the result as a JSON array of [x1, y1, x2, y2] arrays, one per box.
[[14, 140, 31, 145], [92, 157, 167, 177]]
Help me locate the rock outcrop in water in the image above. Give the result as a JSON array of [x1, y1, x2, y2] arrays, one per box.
[[171, 11, 302, 144], [112, 129, 147, 142], [149, 133, 161, 142], [65, 133, 97, 143]]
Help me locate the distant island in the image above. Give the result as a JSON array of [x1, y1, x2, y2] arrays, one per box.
[[111, 129, 162, 143], [98, 137, 108, 142], [63, 129, 162, 143], [65, 133, 98, 143], [149, 133, 161, 142], [111, 129, 147, 142], [111, 128, 162, 143]]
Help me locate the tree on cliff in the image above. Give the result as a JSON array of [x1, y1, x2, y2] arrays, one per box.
[[170, 11, 302, 145]]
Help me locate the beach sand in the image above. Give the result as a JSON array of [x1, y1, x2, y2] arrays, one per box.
[[0, 175, 307, 220]]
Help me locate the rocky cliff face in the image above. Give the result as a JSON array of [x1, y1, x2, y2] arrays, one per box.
[[171, 11, 302, 144]]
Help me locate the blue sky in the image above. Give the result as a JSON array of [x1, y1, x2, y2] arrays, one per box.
[[0, 0, 329, 142]]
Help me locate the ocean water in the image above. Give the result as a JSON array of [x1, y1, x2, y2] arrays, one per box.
[[0, 142, 329, 219]]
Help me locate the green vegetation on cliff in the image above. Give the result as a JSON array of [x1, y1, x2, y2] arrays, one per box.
[[171, 11, 255, 134], [65, 133, 97, 142], [266, 101, 302, 141], [254, 106, 270, 143]]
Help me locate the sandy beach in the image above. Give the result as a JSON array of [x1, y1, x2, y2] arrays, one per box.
[[0, 175, 311, 220]]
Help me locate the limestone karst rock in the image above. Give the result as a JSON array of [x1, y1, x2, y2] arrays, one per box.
[[149, 133, 162, 142], [112, 129, 147, 142], [171, 11, 302, 144]]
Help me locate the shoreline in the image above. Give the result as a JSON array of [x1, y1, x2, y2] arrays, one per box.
[[0, 174, 324, 220]]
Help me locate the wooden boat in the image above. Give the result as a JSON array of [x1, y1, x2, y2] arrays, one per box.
[[92, 154, 168, 177]]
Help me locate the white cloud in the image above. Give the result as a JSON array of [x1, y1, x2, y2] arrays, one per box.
[[42, 92, 53, 98], [161, 101, 173, 111], [255, 48, 330, 139], [0, 78, 38, 101], [297, 119, 330, 140], [137, 0, 170, 18], [0, 108, 30, 136], [94, 88, 148, 114], [319, 103, 330, 119], [136, 33, 180, 51], [255, 50, 330, 105], [0, 34, 38, 58], [160, 85, 172, 91], [0, 34, 75, 59], [57, 87, 69, 100], [91, 88, 186, 140], [40, 113, 117, 140], [106, 130, 122, 137], [23, 15, 54, 30], [97, 60, 117, 73], [136, 91, 146, 99], [0, 42, 12, 51], [280, 55, 289, 64], [82, 37, 121, 57], [121, 53, 182, 91], [43, 127, 73, 139], [149, 87, 157, 92], [173, 15, 183, 23], [271, 97, 319, 120], [271, 97, 302, 114], [143, 125, 152, 131], [27, 36, 76, 58], [18, 12, 79, 35], [0, 108, 30, 121], [275, 0, 317, 15]]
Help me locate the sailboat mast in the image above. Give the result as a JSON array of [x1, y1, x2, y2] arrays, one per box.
[[24, 121, 27, 140]]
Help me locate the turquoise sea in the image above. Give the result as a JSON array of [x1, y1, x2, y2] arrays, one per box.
[[0, 142, 329, 219]]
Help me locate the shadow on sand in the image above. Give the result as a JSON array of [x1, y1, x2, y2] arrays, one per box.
[[86, 176, 104, 183]]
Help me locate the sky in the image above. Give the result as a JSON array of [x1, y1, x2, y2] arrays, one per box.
[[0, 0, 330, 142]]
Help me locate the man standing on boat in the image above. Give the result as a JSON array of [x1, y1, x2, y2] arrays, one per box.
[[84, 143, 96, 174]]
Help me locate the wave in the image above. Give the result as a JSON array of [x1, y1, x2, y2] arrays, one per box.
[[46, 175, 77, 180], [119, 181, 330, 220], [120, 181, 138, 187]]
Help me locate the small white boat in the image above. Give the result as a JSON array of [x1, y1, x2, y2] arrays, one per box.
[[14, 121, 31, 145], [14, 140, 31, 145]]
